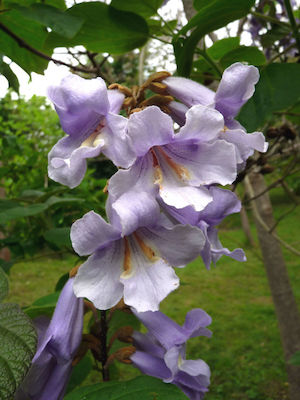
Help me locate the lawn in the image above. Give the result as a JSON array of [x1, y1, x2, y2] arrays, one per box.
[[6, 188, 300, 400]]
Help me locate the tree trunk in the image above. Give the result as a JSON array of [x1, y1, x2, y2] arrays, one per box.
[[247, 172, 300, 400], [240, 205, 256, 247]]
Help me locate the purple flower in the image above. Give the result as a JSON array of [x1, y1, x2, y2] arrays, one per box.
[[131, 308, 212, 400], [161, 186, 246, 269], [71, 206, 205, 312], [108, 104, 237, 216], [15, 278, 83, 400], [163, 63, 268, 166], [48, 74, 136, 188]]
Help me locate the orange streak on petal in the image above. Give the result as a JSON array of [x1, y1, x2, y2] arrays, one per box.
[[133, 233, 157, 262], [157, 147, 190, 180], [122, 237, 132, 277]]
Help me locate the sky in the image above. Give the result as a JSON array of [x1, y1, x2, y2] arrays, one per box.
[[0, 0, 296, 99]]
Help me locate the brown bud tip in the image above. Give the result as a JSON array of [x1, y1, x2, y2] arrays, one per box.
[[108, 83, 132, 97], [116, 326, 134, 343], [148, 81, 168, 95], [69, 264, 81, 278], [280, 124, 297, 140], [114, 346, 136, 364], [150, 71, 171, 82], [123, 97, 136, 109]]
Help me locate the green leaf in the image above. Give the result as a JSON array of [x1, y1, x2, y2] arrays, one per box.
[[206, 37, 240, 60], [24, 291, 60, 319], [45, 195, 85, 207], [0, 57, 19, 92], [174, 0, 255, 77], [110, 0, 164, 18], [43, 227, 71, 249], [238, 63, 300, 131], [46, 2, 149, 54], [0, 203, 49, 224], [289, 351, 300, 366], [0, 9, 50, 74], [0, 267, 9, 302], [0, 259, 14, 274], [66, 354, 93, 394], [11, 3, 84, 39], [64, 376, 188, 400], [219, 46, 266, 69], [0, 303, 37, 400]]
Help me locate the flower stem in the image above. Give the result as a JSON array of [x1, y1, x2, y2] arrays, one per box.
[[251, 11, 290, 27], [283, 0, 300, 54], [100, 310, 110, 381], [195, 48, 223, 77]]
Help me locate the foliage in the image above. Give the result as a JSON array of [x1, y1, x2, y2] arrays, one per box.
[[0, 0, 300, 399]]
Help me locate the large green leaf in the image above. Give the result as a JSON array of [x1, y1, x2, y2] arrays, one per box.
[[174, 0, 255, 77], [0, 8, 50, 74], [46, 2, 149, 54], [10, 3, 84, 39], [43, 227, 71, 249], [219, 46, 266, 68], [0, 267, 8, 302], [206, 37, 240, 60], [64, 376, 188, 400], [238, 63, 300, 131], [24, 291, 60, 319], [0, 57, 19, 92], [111, 0, 164, 18], [0, 203, 48, 224], [0, 303, 37, 400]]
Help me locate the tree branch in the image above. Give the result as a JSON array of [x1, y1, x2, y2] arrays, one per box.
[[0, 21, 97, 75]]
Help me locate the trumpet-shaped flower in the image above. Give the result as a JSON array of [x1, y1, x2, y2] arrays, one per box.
[[131, 308, 212, 400], [108, 104, 237, 217], [71, 208, 205, 312], [161, 186, 246, 269], [48, 74, 135, 188], [15, 278, 83, 400], [163, 63, 268, 166]]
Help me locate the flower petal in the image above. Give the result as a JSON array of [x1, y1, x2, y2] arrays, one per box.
[[163, 76, 215, 107], [215, 63, 259, 119], [71, 211, 121, 256], [107, 89, 125, 114], [127, 106, 174, 157], [47, 74, 109, 138], [168, 101, 188, 126], [183, 309, 212, 339], [73, 242, 124, 310], [132, 331, 165, 358], [131, 350, 171, 380], [101, 113, 136, 168], [164, 140, 237, 186], [108, 155, 160, 236], [221, 129, 268, 164], [132, 310, 190, 350], [176, 105, 224, 143], [198, 186, 241, 226], [179, 359, 211, 379], [121, 238, 179, 312], [48, 135, 104, 188], [139, 224, 205, 266]]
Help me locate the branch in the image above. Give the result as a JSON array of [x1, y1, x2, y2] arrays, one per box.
[[0, 21, 97, 74], [245, 175, 300, 257]]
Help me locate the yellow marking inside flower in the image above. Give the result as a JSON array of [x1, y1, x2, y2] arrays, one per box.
[[222, 125, 228, 133], [133, 233, 158, 262], [154, 165, 163, 189], [157, 147, 190, 180], [80, 122, 104, 148], [122, 237, 132, 277]]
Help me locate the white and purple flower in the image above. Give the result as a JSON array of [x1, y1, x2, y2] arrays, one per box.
[[164, 63, 268, 167], [131, 308, 212, 400], [47, 74, 135, 188], [15, 278, 83, 400], [71, 206, 205, 312]]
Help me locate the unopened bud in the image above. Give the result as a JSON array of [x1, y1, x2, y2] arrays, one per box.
[[149, 81, 168, 95], [108, 83, 132, 97], [260, 164, 275, 174]]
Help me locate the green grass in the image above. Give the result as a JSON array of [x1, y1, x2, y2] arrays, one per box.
[[6, 188, 300, 400]]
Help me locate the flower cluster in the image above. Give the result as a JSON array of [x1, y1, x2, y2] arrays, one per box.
[[43, 62, 267, 398]]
